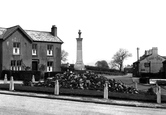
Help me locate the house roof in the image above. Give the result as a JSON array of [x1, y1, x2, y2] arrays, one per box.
[[0, 27, 7, 38], [0, 25, 33, 42], [25, 30, 63, 43], [0, 25, 63, 43], [133, 54, 166, 64]]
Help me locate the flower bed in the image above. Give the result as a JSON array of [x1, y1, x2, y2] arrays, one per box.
[[32, 71, 139, 94]]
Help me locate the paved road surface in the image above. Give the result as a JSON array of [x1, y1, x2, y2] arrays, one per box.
[[0, 94, 166, 115]]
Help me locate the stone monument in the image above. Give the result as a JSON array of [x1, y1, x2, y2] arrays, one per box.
[[74, 30, 85, 70]]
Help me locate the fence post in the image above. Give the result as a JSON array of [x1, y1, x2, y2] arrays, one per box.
[[4, 74, 8, 84], [156, 84, 161, 104], [54, 80, 59, 95], [134, 82, 138, 90], [31, 75, 35, 86], [32, 75, 35, 83], [9, 76, 14, 91], [104, 81, 108, 99]]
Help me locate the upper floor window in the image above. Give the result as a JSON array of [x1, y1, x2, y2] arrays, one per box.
[[47, 61, 53, 72], [32, 44, 37, 56], [13, 42, 20, 55], [47, 45, 53, 56]]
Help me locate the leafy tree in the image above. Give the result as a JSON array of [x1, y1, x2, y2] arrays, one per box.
[[39, 64, 46, 79], [61, 50, 69, 63], [110, 48, 132, 71], [95, 60, 109, 69]]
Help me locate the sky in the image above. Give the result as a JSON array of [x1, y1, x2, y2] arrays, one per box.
[[1, 0, 166, 67]]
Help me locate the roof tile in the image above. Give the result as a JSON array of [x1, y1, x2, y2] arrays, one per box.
[[25, 30, 63, 43]]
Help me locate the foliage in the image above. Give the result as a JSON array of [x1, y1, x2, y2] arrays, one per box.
[[61, 50, 69, 63], [39, 64, 46, 79], [95, 60, 109, 69], [32, 71, 139, 94], [110, 48, 132, 71]]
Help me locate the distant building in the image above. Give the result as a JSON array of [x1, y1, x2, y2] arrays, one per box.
[[0, 25, 63, 77], [133, 47, 166, 77], [124, 65, 133, 73]]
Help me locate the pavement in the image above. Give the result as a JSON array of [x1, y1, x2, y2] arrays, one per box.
[[0, 89, 166, 109]]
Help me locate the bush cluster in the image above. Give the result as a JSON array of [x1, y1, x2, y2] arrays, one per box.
[[33, 71, 139, 94]]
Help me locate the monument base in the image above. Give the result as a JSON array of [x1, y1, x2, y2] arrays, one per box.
[[74, 62, 85, 70]]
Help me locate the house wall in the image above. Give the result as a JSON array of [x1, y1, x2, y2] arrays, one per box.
[[33, 41, 61, 72], [2, 29, 32, 70], [139, 55, 165, 73]]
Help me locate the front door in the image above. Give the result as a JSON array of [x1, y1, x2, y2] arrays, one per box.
[[32, 61, 38, 71]]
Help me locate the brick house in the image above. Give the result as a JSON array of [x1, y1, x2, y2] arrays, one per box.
[[0, 25, 63, 77], [133, 47, 166, 77]]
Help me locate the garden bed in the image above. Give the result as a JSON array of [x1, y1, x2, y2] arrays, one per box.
[[0, 84, 166, 102]]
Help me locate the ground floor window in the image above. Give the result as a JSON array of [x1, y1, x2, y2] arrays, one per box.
[[10, 60, 22, 71], [47, 61, 53, 72]]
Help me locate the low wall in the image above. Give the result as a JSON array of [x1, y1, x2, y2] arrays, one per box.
[[0, 84, 166, 102]]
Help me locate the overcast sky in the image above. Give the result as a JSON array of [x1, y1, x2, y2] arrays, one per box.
[[1, 0, 166, 66]]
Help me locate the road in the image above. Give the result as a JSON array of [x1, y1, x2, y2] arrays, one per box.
[[0, 94, 166, 115]]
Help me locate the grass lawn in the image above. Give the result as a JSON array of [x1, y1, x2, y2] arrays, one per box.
[[105, 73, 166, 95]]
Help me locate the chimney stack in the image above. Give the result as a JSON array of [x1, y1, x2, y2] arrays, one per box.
[[152, 47, 158, 55], [51, 25, 57, 36], [145, 50, 148, 56]]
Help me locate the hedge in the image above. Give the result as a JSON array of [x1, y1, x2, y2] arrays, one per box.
[[1, 70, 41, 81]]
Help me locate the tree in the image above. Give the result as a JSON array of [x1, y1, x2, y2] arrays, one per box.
[[110, 48, 132, 71], [38, 64, 46, 80], [61, 50, 69, 63], [95, 60, 109, 69]]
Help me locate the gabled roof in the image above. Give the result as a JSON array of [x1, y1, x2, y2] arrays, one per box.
[[139, 54, 151, 61], [0, 25, 33, 42], [25, 30, 63, 43], [0, 25, 63, 43], [133, 54, 166, 64]]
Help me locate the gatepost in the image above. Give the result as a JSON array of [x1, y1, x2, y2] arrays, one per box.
[[54, 80, 59, 95], [4, 74, 8, 84], [9, 76, 14, 91], [104, 81, 108, 99], [31, 75, 35, 86], [32, 75, 35, 83], [156, 83, 161, 104]]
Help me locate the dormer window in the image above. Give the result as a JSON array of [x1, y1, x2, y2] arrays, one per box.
[[32, 44, 37, 56], [13, 42, 20, 55], [47, 45, 53, 56]]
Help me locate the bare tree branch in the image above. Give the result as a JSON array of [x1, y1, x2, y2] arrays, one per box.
[[110, 48, 132, 71]]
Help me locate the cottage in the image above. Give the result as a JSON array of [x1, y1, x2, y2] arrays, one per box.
[[0, 25, 63, 78], [133, 47, 166, 77]]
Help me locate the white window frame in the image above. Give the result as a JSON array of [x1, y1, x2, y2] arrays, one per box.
[[11, 60, 16, 71], [47, 45, 53, 56], [47, 61, 53, 72], [47, 66, 53, 72], [32, 49, 37, 55], [17, 60, 22, 71], [13, 43, 20, 55], [32, 44, 37, 56]]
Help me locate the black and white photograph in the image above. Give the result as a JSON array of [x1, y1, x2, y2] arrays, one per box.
[[0, 0, 166, 114]]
